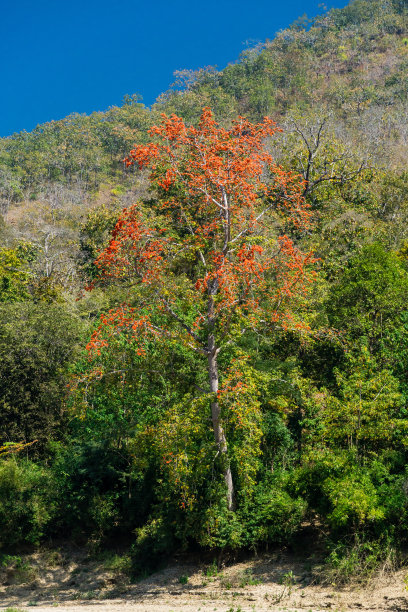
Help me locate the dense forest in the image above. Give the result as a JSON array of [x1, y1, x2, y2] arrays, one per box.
[[1, 0, 408, 581]]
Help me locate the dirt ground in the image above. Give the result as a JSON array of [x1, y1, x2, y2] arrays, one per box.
[[1, 546, 408, 612]]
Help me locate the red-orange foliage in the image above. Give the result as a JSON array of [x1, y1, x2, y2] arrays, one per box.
[[88, 109, 314, 353], [86, 108, 316, 509]]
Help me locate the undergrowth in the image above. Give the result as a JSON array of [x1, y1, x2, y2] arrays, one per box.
[[317, 535, 401, 586]]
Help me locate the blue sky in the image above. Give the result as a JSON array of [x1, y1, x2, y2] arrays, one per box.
[[1, 0, 348, 137]]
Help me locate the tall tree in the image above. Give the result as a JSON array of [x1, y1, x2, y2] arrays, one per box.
[[87, 108, 315, 510]]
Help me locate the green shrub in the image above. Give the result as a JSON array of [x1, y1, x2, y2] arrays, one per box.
[[0, 459, 52, 547], [288, 450, 347, 517], [131, 517, 177, 576], [240, 475, 307, 548], [49, 441, 152, 542], [321, 535, 397, 585], [199, 499, 244, 549], [289, 450, 408, 536], [322, 473, 384, 530], [370, 461, 408, 542], [100, 552, 132, 576]]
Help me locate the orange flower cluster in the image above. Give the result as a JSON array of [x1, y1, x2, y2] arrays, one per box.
[[95, 206, 167, 285], [86, 306, 157, 358]]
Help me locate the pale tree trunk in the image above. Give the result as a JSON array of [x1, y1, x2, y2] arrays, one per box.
[[207, 280, 235, 511]]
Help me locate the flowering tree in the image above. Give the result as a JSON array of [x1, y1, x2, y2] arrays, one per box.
[[87, 108, 315, 510]]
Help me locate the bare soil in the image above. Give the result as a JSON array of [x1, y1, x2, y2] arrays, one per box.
[[1, 546, 407, 612]]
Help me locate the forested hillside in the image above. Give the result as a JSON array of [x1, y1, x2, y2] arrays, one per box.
[[1, 0, 408, 581]]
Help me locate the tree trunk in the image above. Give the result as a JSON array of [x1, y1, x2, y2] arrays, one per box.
[[208, 333, 235, 511]]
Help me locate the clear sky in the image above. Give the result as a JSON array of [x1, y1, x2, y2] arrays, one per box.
[[1, 0, 349, 137]]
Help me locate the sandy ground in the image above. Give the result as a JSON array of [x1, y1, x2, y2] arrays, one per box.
[[1, 547, 408, 612]]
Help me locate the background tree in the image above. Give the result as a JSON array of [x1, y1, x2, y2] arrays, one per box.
[[0, 302, 83, 452]]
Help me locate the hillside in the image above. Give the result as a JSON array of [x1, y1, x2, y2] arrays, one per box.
[[1, 0, 408, 601]]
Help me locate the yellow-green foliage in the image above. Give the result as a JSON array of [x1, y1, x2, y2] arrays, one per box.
[[322, 349, 406, 450], [0, 243, 33, 301]]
